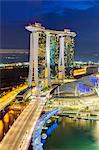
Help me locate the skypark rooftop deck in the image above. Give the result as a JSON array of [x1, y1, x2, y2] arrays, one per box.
[[25, 22, 76, 37]]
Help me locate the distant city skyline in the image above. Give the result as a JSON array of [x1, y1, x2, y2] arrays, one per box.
[[0, 0, 99, 62], [0, 49, 98, 64], [0, 49, 29, 54]]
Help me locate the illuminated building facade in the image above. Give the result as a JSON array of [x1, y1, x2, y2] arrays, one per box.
[[25, 23, 76, 87], [38, 31, 75, 76]]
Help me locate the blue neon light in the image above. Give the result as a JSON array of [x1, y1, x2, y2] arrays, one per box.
[[46, 122, 58, 136], [41, 139, 46, 144], [32, 108, 61, 150], [89, 76, 98, 86]]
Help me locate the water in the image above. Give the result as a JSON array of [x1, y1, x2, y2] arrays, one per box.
[[44, 117, 99, 150], [0, 53, 29, 64], [0, 53, 98, 64]]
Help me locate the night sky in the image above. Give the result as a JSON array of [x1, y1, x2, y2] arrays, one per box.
[[0, 0, 99, 61]]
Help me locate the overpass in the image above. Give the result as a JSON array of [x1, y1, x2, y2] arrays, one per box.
[[0, 96, 47, 150], [0, 84, 28, 112]]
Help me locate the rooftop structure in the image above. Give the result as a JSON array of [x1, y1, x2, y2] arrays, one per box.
[[54, 75, 99, 97]]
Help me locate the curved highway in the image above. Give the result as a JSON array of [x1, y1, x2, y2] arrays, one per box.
[[0, 84, 28, 111], [0, 97, 47, 150]]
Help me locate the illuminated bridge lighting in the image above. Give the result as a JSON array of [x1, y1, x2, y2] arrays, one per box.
[[46, 122, 58, 136], [32, 108, 60, 150], [41, 122, 58, 144]]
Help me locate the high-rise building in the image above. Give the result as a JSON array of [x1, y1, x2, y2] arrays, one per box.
[[37, 27, 76, 77], [26, 22, 76, 87]]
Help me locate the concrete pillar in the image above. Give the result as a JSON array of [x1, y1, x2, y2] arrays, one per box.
[[28, 32, 33, 88], [58, 36, 65, 79], [58, 39, 62, 69], [28, 31, 39, 88], [33, 32, 39, 87], [61, 36, 65, 77], [66, 42, 68, 67], [45, 33, 51, 86]]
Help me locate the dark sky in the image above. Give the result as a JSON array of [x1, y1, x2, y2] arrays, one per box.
[[0, 0, 99, 59]]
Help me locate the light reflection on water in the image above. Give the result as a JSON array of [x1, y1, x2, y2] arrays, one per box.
[[44, 117, 99, 150], [93, 121, 99, 145]]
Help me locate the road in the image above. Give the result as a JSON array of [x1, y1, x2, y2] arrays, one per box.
[[0, 97, 47, 150], [0, 84, 28, 111]]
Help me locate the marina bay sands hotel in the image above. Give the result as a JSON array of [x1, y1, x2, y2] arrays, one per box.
[[25, 23, 76, 88]]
